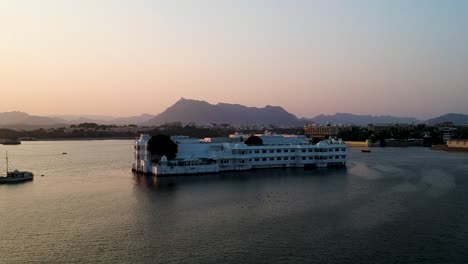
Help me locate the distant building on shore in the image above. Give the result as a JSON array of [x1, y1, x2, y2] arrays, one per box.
[[304, 124, 349, 140], [447, 139, 468, 150], [435, 122, 457, 143], [432, 139, 468, 151], [367, 123, 415, 134]]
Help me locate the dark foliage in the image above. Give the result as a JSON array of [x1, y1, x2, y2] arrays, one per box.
[[336, 124, 454, 145], [245, 135, 263, 145], [337, 128, 373, 142], [311, 138, 321, 144], [455, 127, 468, 139], [147, 134, 178, 161], [0, 125, 302, 141], [152, 125, 235, 139]]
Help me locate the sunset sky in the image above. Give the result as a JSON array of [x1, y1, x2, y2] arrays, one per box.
[[1, 0, 467, 119]]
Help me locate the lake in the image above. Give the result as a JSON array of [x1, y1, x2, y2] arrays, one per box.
[[1, 140, 468, 263]]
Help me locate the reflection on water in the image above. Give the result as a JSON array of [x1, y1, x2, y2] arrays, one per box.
[[1, 141, 468, 264], [133, 173, 159, 190], [348, 162, 384, 180], [133, 167, 349, 192]]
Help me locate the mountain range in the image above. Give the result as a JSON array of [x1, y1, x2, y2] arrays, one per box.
[[0, 111, 68, 130], [50, 114, 156, 126], [142, 98, 300, 127], [0, 112, 156, 130], [1, 98, 467, 130], [425, 113, 468, 126]]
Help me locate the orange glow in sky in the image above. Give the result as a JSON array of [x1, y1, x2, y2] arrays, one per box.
[[1, 1, 467, 119]]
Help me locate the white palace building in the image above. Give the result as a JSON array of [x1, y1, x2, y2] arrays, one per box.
[[132, 132, 347, 176]]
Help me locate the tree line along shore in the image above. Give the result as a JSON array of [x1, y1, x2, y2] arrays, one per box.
[[0, 122, 466, 145], [0, 123, 301, 141]]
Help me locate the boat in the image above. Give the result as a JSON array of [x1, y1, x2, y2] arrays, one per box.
[[0, 152, 34, 184], [0, 139, 21, 145], [361, 149, 371, 153]]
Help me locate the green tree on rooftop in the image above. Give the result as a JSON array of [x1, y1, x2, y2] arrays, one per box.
[[147, 134, 178, 161]]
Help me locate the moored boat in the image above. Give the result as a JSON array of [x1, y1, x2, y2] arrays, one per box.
[[0, 152, 34, 184], [0, 139, 21, 145]]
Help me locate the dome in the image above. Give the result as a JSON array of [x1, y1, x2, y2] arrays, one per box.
[[316, 141, 328, 147], [160, 155, 168, 162]]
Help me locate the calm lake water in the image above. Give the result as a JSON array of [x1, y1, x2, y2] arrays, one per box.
[[1, 140, 468, 263]]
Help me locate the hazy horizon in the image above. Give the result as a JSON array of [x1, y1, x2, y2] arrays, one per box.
[[2, 1, 468, 119], [2, 97, 466, 121]]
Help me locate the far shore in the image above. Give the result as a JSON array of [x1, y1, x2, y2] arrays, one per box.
[[21, 137, 136, 142]]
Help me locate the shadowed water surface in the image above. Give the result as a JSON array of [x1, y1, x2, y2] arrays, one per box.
[[1, 141, 468, 263]]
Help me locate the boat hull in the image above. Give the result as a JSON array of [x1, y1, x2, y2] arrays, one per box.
[[0, 176, 33, 184], [0, 172, 34, 184]]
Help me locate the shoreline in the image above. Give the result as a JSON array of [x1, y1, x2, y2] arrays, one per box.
[[21, 137, 136, 142], [432, 145, 468, 152]]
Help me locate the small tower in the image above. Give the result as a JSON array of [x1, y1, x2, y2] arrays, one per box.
[[133, 134, 152, 173]]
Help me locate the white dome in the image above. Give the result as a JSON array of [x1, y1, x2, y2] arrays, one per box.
[[316, 141, 328, 147], [160, 155, 168, 162]]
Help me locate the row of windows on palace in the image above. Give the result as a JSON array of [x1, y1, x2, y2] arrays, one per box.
[[136, 151, 348, 161], [135, 145, 346, 153], [220, 155, 347, 164], [161, 155, 348, 167], [234, 148, 346, 155]]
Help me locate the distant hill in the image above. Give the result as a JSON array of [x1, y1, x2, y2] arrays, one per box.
[[425, 113, 468, 126], [306, 113, 420, 126], [2, 106, 465, 130], [50, 115, 119, 125], [0, 111, 31, 124], [49, 115, 116, 123], [108, 114, 155, 125], [0, 111, 67, 129], [142, 98, 302, 127], [50, 114, 155, 125]]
